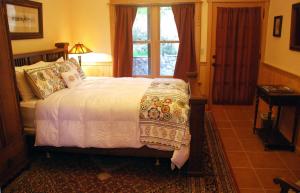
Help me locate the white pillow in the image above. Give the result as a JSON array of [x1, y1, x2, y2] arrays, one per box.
[[68, 58, 86, 79], [56, 57, 64, 62], [61, 70, 82, 88]]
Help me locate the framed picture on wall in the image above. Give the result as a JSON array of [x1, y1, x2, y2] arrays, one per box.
[[5, 0, 43, 40], [290, 2, 300, 51], [273, 16, 283, 37]]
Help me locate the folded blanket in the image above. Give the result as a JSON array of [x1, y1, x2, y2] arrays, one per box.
[[139, 78, 191, 150]]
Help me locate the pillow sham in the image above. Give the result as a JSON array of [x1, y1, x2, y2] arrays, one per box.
[[54, 60, 75, 74], [24, 65, 66, 99], [15, 58, 65, 101], [61, 70, 82, 88], [55, 58, 86, 79], [15, 61, 49, 101]]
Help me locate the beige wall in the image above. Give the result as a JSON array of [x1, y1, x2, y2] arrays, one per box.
[[11, 0, 71, 54], [264, 0, 300, 77], [68, 0, 112, 76], [69, 0, 111, 54]]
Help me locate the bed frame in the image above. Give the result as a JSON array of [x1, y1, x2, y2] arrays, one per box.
[[13, 43, 207, 176]]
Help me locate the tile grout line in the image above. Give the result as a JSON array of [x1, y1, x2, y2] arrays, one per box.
[[222, 107, 267, 193]]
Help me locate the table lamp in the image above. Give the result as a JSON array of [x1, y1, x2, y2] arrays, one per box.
[[69, 43, 92, 66]]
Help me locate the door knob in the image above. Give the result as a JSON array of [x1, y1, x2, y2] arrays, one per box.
[[212, 55, 216, 65]]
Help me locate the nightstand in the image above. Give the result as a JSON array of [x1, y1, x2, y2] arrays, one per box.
[[253, 85, 300, 151]]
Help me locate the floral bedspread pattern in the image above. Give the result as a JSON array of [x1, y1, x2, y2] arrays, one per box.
[[139, 78, 191, 150]]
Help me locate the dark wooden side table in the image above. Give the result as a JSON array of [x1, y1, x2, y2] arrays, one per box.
[[253, 85, 300, 151]]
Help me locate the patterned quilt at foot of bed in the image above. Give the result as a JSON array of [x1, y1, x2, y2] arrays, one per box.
[[139, 78, 191, 150]]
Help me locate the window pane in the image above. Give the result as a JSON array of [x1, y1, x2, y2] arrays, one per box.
[[133, 43, 150, 76], [133, 7, 149, 41], [160, 7, 179, 41], [160, 43, 178, 76]]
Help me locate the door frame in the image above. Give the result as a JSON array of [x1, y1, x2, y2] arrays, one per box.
[[206, 0, 270, 107]]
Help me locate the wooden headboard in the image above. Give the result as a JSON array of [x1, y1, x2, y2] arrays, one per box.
[[13, 42, 69, 67]]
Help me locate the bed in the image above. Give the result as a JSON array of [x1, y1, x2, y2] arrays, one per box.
[[13, 43, 207, 176]]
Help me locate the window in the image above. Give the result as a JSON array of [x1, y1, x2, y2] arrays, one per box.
[[160, 7, 179, 76], [133, 7, 150, 76], [133, 6, 179, 77]]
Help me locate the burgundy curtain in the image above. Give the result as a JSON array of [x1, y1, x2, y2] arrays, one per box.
[[212, 7, 261, 104], [172, 4, 197, 81], [113, 6, 137, 77]]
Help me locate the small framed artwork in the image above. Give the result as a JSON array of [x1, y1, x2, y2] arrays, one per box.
[[5, 0, 43, 40], [273, 16, 283, 37]]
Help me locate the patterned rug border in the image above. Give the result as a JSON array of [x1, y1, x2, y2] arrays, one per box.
[[206, 111, 240, 193]]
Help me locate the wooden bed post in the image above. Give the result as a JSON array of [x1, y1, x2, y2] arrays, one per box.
[[55, 42, 69, 59], [187, 76, 207, 176]]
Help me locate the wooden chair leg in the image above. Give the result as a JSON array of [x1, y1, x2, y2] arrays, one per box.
[[274, 177, 300, 193]]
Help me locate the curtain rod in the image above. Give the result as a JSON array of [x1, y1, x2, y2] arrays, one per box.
[[108, 1, 202, 6]]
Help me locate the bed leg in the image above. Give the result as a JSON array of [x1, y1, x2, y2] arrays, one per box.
[[155, 158, 160, 166], [46, 152, 51, 159]]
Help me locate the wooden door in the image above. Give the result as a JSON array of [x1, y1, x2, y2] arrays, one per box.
[[0, 0, 28, 186], [209, 1, 268, 105]]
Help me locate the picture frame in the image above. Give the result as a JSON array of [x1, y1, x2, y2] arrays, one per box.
[[5, 0, 43, 40], [290, 2, 300, 51], [273, 16, 283, 37]]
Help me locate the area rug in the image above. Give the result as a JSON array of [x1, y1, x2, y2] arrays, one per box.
[[3, 112, 238, 193]]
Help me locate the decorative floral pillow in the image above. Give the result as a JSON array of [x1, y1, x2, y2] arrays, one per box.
[[24, 65, 66, 99], [15, 61, 48, 101], [54, 60, 75, 73], [61, 70, 82, 88], [15, 58, 66, 101], [55, 58, 86, 79]]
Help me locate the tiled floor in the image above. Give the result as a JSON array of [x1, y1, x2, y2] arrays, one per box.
[[211, 105, 300, 193]]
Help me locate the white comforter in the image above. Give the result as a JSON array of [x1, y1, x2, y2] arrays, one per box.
[[35, 77, 189, 168]]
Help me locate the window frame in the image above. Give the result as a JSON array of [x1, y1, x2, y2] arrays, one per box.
[[133, 5, 179, 78]]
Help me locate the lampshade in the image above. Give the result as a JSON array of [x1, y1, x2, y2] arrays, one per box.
[[69, 43, 92, 54]]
